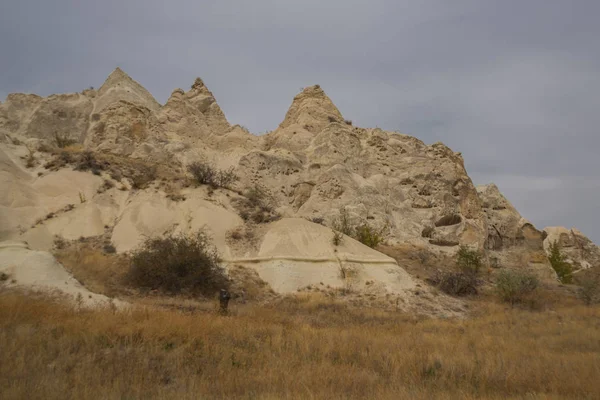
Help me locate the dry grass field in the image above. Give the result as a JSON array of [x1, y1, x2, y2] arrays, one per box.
[[1, 290, 599, 400]]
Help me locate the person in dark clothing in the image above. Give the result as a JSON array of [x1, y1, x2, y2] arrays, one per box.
[[219, 289, 231, 315]]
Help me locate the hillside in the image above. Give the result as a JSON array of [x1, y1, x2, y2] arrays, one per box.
[[1, 68, 599, 306]]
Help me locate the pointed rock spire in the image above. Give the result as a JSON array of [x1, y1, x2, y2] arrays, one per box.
[[161, 76, 231, 135], [96, 67, 160, 112], [278, 85, 344, 133]]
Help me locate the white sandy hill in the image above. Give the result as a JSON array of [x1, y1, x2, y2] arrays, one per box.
[[0, 241, 124, 308], [227, 218, 416, 293]]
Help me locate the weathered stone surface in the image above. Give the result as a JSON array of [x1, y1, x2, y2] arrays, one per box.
[[1, 68, 597, 295], [544, 227, 600, 271]]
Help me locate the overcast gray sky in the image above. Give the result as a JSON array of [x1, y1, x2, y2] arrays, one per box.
[[1, 0, 599, 242]]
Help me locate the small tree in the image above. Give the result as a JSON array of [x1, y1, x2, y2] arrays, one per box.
[[548, 241, 573, 284], [496, 270, 539, 305], [456, 246, 482, 274]]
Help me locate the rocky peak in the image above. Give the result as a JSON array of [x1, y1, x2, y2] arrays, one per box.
[[191, 77, 208, 91], [158, 77, 230, 136], [278, 85, 344, 133], [477, 183, 518, 212], [96, 67, 160, 112]]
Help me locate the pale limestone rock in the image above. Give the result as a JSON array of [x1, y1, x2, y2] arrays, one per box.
[[2, 68, 597, 298], [96, 67, 160, 112], [0, 241, 125, 308], [477, 183, 555, 279], [544, 227, 600, 271]]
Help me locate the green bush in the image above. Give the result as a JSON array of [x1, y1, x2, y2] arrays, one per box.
[[127, 231, 229, 296], [330, 207, 385, 248], [548, 241, 573, 283], [187, 161, 238, 189], [496, 270, 539, 305], [456, 246, 482, 274], [354, 224, 384, 248]]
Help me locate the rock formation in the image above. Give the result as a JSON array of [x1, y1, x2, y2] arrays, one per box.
[[1, 68, 597, 301]]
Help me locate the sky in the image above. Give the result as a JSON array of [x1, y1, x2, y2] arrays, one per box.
[[1, 0, 599, 243]]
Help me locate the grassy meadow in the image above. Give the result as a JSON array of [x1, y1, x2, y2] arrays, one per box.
[[1, 290, 599, 399]]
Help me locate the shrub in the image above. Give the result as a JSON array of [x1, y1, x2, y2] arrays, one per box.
[[548, 241, 573, 283], [456, 246, 482, 274], [187, 161, 238, 189], [579, 277, 600, 305], [332, 207, 354, 237], [496, 270, 539, 305], [311, 217, 325, 225], [54, 132, 76, 148], [431, 271, 479, 296], [103, 243, 117, 254], [127, 231, 228, 296], [235, 185, 280, 224], [131, 165, 157, 189], [330, 207, 385, 248], [25, 147, 36, 168], [75, 151, 104, 172], [244, 185, 271, 209], [354, 224, 384, 248], [332, 229, 344, 246]]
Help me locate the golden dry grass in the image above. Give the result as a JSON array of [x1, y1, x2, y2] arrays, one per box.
[[54, 243, 130, 298], [1, 291, 599, 400]]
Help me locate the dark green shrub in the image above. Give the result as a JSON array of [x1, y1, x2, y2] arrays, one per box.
[[456, 246, 482, 274], [548, 241, 573, 283], [496, 270, 539, 305], [354, 224, 384, 248], [330, 207, 385, 248], [127, 231, 228, 296]]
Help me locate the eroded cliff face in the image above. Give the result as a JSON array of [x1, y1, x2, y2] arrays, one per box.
[[543, 227, 600, 272], [1, 68, 597, 281]]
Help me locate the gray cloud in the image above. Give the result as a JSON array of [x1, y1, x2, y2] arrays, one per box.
[[1, 0, 599, 242]]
